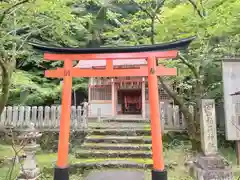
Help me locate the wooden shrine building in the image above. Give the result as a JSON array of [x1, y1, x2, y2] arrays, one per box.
[[76, 59, 171, 119]]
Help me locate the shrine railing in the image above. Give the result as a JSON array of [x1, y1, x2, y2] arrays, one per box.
[[0, 106, 88, 131], [139, 102, 192, 131], [158, 104, 191, 131], [0, 104, 194, 132]]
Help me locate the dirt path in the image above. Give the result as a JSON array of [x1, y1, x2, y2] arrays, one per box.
[[85, 170, 144, 180]]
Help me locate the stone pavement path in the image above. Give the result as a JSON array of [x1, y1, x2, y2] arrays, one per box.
[[85, 170, 145, 180]]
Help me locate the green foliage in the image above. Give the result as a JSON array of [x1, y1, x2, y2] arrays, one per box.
[[8, 71, 61, 105], [1, 0, 93, 106], [1, 0, 240, 107], [102, 0, 240, 104], [154, 0, 240, 102]]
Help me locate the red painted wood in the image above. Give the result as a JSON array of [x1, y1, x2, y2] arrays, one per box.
[[56, 60, 72, 168], [106, 59, 113, 70], [45, 66, 177, 78], [148, 56, 164, 170], [43, 49, 180, 174], [44, 50, 178, 60]]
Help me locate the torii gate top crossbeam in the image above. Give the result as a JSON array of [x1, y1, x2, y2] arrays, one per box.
[[29, 36, 195, 60], [30, 36, 194, 54]]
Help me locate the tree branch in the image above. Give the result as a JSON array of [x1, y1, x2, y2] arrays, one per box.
[[178, 53, 199, 78], [130, 0, 153, 18], [7, 26, 31, 36], [155, 15, 163, 24], [0, 0, 30, 25], [187, 0, 204, 19], [154, 0, 165, 12], [17, 24, 51, 52]]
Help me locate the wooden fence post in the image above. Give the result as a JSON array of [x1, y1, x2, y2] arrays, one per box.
[[18, 106, 25, 128], [12, 106, 19, 127], [25, 106, 31, 127]]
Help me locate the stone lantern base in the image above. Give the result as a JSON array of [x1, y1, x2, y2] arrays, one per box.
[[191, 153, 234, 180], [17, 168, 40, 180]]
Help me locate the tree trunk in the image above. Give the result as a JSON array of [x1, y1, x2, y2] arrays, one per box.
[[0, 75, 10, 115], [159, 77, 203, 151], [150, 18, 155, 44], [191, 105, 202, 152], [0, 60, 11, 115], [191, 81, 204, 152]]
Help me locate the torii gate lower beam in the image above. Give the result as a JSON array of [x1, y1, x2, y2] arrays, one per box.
[[45, 65, 177, 77]]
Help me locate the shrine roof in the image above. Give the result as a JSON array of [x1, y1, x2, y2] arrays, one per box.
[[75, 59, 147, 68], [29, 37, 195, 54]]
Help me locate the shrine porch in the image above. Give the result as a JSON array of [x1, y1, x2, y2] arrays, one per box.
[[88, 101, 167, 120], [88, 77, 171, 119]]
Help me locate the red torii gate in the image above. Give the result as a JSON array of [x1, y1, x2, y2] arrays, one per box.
[[30, 37, 194, 180]]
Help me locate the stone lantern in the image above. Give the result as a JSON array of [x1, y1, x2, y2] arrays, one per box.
[[17, 123, 42, 180]]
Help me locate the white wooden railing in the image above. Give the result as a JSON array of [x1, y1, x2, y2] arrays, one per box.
[[159, 104, 189, 131], [0, 105, 190, 131], [0, 106, 87, 131]]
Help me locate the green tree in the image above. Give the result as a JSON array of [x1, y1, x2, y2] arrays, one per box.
[[155, 0, 240, 150], [1, 0, 90, 108], [101, 0, 240, 151]]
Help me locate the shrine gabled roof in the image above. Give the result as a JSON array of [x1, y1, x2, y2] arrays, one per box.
[[75, 59, 147, 68]]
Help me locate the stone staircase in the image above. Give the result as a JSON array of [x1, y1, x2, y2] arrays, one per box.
[[74, 120, 153, 169]]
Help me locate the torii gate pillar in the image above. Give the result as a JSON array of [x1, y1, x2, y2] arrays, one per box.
[[148, 56, 166, 179]]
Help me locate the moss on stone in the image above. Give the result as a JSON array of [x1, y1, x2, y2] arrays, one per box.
[[72, 158, 153, 164], [82, 143, 152, 147]]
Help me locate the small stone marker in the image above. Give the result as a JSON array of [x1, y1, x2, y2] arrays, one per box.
[[191, 99, 234, 180], [85, 170, 144, 180], [200, 99, 218, 156]]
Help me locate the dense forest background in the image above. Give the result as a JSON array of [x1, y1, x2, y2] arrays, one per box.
[[1, 0, 240, 148]]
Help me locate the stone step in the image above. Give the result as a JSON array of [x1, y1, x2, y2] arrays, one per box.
[[75, 149, 152, 158], [72, 158, 153, 169], [100, 119, 150, 123], [89, 129, 151, 136], [85, 135, 152, 144], [71, 158, 176, 170], [88, 122, 150, 130], [45, 158, 176, 172], [81, 143, 152, 151]]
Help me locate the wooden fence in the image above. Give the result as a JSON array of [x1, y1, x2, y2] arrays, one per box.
[[0, 106, 87, 131], [159, 103, 190, 131], [0, 104, 190, 132]]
